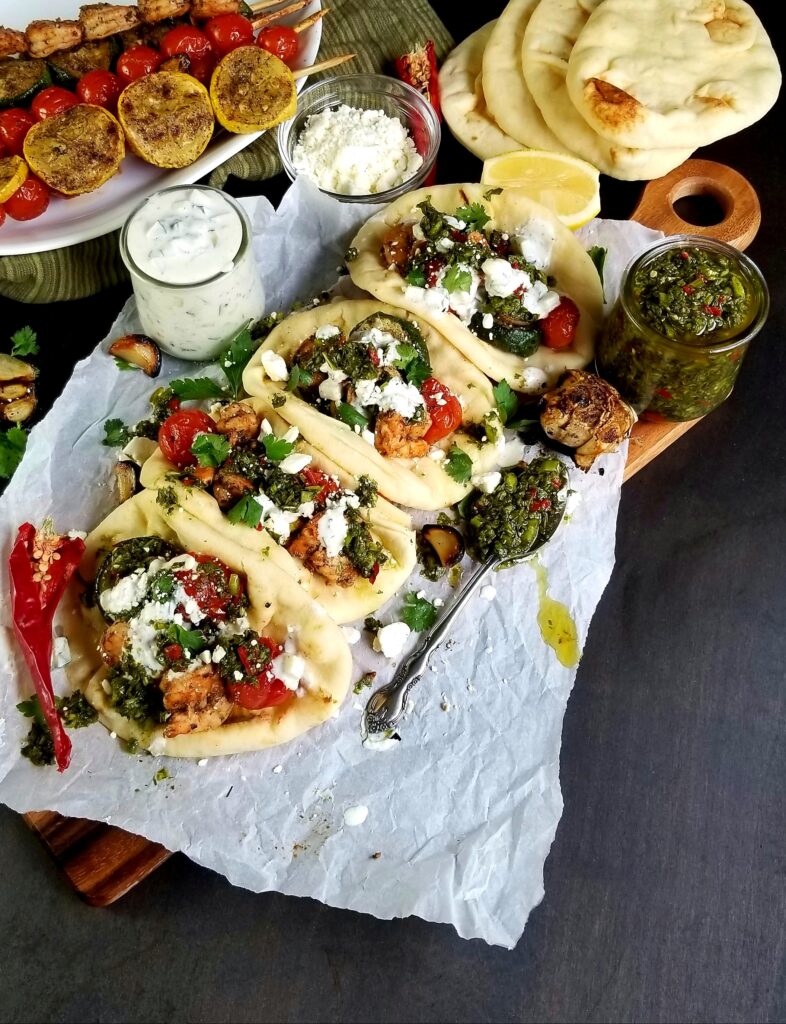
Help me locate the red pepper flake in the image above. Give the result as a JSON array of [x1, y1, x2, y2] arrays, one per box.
[[680, 251, 690, 260], [369, 562, 380, 585], [654, 388, 673, 399], [368, 346, 381, 367], [530, 499, 552, 512], [703, 304, 722, 317], [9, 522, 85, 772], [682, 285, 694, 295], [163, 642, 183, 662]]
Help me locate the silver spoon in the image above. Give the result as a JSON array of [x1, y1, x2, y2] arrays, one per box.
[[362, 504, 566, 736]]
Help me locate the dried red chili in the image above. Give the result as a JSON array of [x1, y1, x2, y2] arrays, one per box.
[[9, 523, 85, 772], [394, 40, 441, 185]]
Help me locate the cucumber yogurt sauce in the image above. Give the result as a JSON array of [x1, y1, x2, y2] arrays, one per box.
[[120, 185, 265, 361]]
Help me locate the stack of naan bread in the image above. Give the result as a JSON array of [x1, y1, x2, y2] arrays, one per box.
[[440, 0, 781, 181]]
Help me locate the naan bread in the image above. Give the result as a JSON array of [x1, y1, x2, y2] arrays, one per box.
[[440, 22, 520, 161], [66, 490, 352, 758], [481, 0, 567, 153], [242, 299, 501, 510], [139, 404, 417, 625], [566, 0, 781, 150], [521, 0, 694, 180], [348, 185, 603, 391]]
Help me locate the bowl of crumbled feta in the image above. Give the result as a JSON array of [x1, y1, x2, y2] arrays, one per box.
[[277, 74, 441, 202]]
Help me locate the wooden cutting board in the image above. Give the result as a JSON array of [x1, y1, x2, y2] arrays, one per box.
[[21, 159, 760, 906]]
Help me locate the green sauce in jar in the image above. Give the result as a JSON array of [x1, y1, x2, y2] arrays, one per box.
[[596, 237, 769, 421]]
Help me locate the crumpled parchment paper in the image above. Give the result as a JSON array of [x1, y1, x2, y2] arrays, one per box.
[[0, 177, 661, 947]]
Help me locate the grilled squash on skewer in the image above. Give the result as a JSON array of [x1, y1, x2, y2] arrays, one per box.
[[24, 103, 124, 194], [210, 45, 295, 133], [118, 70, 213, 167]]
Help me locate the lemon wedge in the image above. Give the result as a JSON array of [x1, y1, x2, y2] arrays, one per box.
[[481, 149, 601, 230]]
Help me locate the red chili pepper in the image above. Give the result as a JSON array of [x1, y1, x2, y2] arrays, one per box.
[[9, 523, 85, 772], [394, 40, 441, 185]]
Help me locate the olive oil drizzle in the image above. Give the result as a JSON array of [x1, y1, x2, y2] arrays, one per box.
[[531, 558, 580, 669]]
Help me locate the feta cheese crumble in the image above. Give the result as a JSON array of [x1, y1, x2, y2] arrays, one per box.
[[260, 350, 289, 382], [373, 621, 411, 658]]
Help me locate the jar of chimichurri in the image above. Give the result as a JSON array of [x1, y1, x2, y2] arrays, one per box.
[[596, 236, 769, 421]]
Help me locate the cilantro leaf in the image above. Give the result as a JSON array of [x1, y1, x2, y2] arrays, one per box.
[[406, 359, 430, 389], [219, 325, 257, 398], [405, 266, 426, 287], [442, 264, 472, 294], [17, 696, 47, 726], [287, 365, 305, 392], [114, 358, 139, 372], [588, 246, 607, 301], [10, 326, 38, 357], [262, 434, 295, 461], [170, 377, 227, 400], [191, 432, 231, 468], [337, 403, 369, 430], [455, 202, 490, 229], [227, 494, 263, 528], [59, 692, 97, 728], [505, 416, 539, 431], [0, 426, 27, 479], [444, 445, 473, 484], [483, 187, 503, 201], [161, 623, 206, 654], [493, 379, 518, 424], [400, 592, 438, 632], [102, 418, 129, 448]]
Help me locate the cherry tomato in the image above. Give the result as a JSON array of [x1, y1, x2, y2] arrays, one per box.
[[174, 554, 244, 620], [226, 636, 290, 709], [162, 642, 183, 662], [116, 45, 163, 86], [0, 204, 5, 229], [256, 25, 298, 65], [4, 177, 50, 221], [158, 409, 216, 468], [540, 297, 580, 350], [0, 108, 35, 157], [300, 466, 340, 505], [31, 86, 79, 122], [77, 69, 122, 111], [204, 14, 254, 56], [420, 377, 463, 444], [161, 25, 214, 62], [185, 54, 216, 84]]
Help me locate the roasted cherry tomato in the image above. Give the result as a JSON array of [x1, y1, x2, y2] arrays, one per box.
[[421, 377, 463, 444], [0, 108, 35, 157], [116, 45, 163, 85], [4, 177, 50, 221], [300, 466, 340, 505], [540, 297, 580, 350], [227, 636, 289, 709], [204, 13, 254, 55], [31, 86, 79, 122], [162, 642, 183, 662], [256, 25, 298, 65], [174, 553, 244, 620], [161, 25, 214, 62], [158, 409, 216, 468], [77, 69, 122, 111]]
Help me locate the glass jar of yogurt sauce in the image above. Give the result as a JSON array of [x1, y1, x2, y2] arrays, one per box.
[[120, 185, 265, 361]]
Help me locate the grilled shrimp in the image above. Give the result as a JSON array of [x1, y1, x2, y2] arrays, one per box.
[[213, 402, 260, 446], [79, 3, 140, 40], [374, 410, 432, 459], [381, 224, 415, 271], [137, 0, 191, 23], [213, 469, 254, 510], [0, 27, 27, 57], [287, 515, 360, 588], [190, 0, 242, 19], [161, 664, 233, 738], [25, 19, 83, 58], [99, 622, 130, 667]]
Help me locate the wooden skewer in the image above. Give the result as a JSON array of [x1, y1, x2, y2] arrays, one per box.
[[251, 0, 311, 29], [292, 51, 355, 79], [246, 0, 291, 10], [292, 6, 328, 33]]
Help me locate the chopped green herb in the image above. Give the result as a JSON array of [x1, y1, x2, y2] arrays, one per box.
[[262, 434, 295, 462], [483, 187, 503, 201], [114, 358, 139, 372], [442, 264, 472, 294], [0, 425, 27, 479], [400, 592, 438, 632], [444, 445, 473, 484], [10, 326, 38, 357], [153, 768, 170, 785], [355, 475, 378, 508], [492, 379, 518, 424], [271, 392, 287, 409], [364, 616, 382, 634], [353, 671, 376, 695], [21, 721, 54, 766], [588, 245, 607, 301], [455, 202, 490, 229], [125, 737, 140, 755], [448, 564, 464, 588], [482, 412, 502, 445], [344, 246, 359, 263], [337, 402, 369, 430], [156, 487, 178, 513], [160, 623, 206, 654], [287, 365, 305, 392], [405, 266, 426, 287], [219, 325, 256, 398], [170, 377, 227, 400], [102, 418, 129, 448], [191, 432, 231, 468], [505, 416, 538, 432], [227, 494, 263, 529], [59, 692, 98, 729]]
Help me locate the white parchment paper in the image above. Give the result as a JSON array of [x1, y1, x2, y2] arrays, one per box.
[[0, 178, 661, 947]]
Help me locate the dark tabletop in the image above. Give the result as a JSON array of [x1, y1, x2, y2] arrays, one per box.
[[2, 3, 785, 1022]]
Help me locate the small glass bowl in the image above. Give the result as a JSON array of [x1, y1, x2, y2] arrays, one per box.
[[277, 73, 441, 203]]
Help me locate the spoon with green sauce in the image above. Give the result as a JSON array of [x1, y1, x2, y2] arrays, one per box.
[[363, 457, 570, 736]]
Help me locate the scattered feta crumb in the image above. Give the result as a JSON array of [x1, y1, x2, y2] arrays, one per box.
[[197, 758, 208, 767], [518, 367, 550, 393], [480, 585, 497, 601], [472, 471, 501, 494], [440, 693, 451, 711], [272, 764, 283, 774], [109, 731, 117, 739], [341, 625, 361, 645], [51, 636, 71, 669], [373, 621, 411, 658], [67, 529, 88, 541], [343, 804, 369, 827], [434, 598, 444, 607], [315, 324, 341, 340], [279, 452, 312, 475], [260, 350, 289, 382]]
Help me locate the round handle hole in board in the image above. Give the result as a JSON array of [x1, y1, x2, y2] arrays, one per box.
[[672, 192, 726, 228]]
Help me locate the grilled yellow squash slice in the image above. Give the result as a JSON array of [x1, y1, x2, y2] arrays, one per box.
[[0, 155, 28, 203], [23, 104, 125, 195], [210, 46, 296, 134], [118, 71, 214, 168]]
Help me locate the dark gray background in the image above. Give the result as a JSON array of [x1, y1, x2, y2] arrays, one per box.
[[1, 3, 784, 1021]]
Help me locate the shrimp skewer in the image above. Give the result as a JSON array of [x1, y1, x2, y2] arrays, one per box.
[[0, 27, 26, 57], [25, 19, 83, 58], [79, 3, 140, 40]]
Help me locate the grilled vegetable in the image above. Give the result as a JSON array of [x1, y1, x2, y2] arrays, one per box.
[[47, 37, 118, 87], [118, 70, 213, 167], [108, 334, 162, 377], [159, 52, 191, 74], [113, 460, 141, 503], [23, 103, 124, 194], [1, 394, 37, 423], [0, 154, 28, 203], [0, 57, 51, 108], [0, 352, 37, 424], [348, 312, 431, 372], [419, 524, 465, 568], [209, 45, 295, 133]]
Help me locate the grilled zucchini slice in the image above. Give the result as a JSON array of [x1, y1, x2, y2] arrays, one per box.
[[118, 71, 214, 168], [0, 57, 51, 109], [47, 38, 118, 88], [0, 155, 28, 203], [210, 46, 296, 134], [23, 104, 125, 195]]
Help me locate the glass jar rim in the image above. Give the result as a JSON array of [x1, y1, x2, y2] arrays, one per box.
[[119, 184, 252, 290], [619, 234, 770, 356]]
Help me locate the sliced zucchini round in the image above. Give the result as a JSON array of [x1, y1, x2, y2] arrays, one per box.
[[210, 46, 296, 134], [0, 57, 51, 109], [23, 104, 125, 196], [118, 71, 214, 169], [0, 155, 29, 204], [348, 312, 432, 375], [47, 38, 118, 89]]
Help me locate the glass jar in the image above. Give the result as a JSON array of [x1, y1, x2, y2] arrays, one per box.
[[595, 236, 769, 421], [120, 185, 265, 362]]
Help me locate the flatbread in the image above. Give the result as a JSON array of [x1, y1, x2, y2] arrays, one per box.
[[566, 0, 781, 150], [65, 490, 352, 758], [242, 299, 502, 510], [139, 404, 417, 625], [521, 0, 694, 180], [440, 22, 520, 161], [481, 0, 567, 153], [348, 185, 603, 391]]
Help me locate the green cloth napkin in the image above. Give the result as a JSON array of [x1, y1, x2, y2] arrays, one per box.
[[0, 0, 452, 304]]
